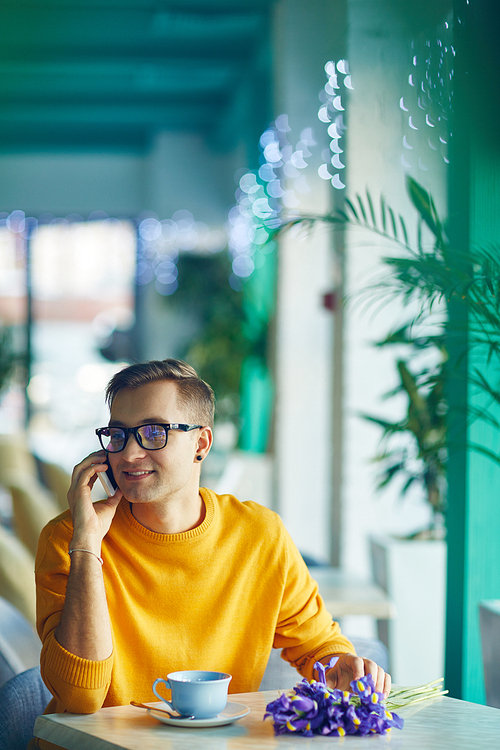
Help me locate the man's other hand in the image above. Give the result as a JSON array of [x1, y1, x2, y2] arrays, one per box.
[[324, 653, 391, 697]]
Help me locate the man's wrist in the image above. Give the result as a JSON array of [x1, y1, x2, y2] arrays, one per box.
[[68, 548, 104, 565], [69, 537, 102, 557]]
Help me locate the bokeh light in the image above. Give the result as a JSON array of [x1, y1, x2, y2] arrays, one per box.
[[318, 60, 352, 190], [399, 17, 453, 173]]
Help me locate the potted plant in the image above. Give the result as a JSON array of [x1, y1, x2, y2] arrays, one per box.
[[359, 325, 448, 683], [274, 175, 500, 682]]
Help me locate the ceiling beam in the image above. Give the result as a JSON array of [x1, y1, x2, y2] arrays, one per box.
[[0, 1, 275, 152], [0, 102, 221, 126], [0, 7, 264, 52], [2, 1, 273, 10], [0, 60, 239, 97]]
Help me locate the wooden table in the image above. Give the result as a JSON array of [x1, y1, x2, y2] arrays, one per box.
[[34, 689, 500, 749], [313, 567, 396, 620]]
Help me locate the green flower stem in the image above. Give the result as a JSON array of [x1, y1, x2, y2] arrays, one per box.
[[390, 677, 444, 697], [385, 678, 448, 710], [387, 690, 448, 710]]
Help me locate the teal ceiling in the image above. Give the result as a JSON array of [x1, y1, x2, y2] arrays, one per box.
[[0, 1, 274, 153]]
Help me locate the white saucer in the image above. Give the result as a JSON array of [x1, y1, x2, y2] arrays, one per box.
[[148, 701, 250, 728]]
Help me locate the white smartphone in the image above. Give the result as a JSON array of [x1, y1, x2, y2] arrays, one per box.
[[98, 462, 118, 497]]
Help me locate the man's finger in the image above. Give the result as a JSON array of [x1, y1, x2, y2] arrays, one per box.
[[374, 664, 385, 694], [360, 658, 377, 682], [349, 655, 366, 682], [362, 658, 387, 696], [383, 672, 392, 698]]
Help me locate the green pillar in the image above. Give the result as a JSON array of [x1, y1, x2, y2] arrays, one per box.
[[236, 16, 276, 455], [445, 0, 500, 703], [239, 246, 277, 453]]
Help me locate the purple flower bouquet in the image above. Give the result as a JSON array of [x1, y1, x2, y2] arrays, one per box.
[[264, 659, 404, 737]]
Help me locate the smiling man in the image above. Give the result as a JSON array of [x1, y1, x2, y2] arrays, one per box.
[[33, 359, 389, 749]]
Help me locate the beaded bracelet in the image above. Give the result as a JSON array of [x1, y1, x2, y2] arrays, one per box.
[[68, 548, 104, 566]]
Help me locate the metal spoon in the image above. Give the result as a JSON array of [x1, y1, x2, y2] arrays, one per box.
[[130, 701, 195, 720]]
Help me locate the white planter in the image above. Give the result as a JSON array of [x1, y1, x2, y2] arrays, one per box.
[[370, 535, 447, 685]]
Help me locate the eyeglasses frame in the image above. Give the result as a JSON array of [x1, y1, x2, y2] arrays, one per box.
[[95, 423, 203, 453]]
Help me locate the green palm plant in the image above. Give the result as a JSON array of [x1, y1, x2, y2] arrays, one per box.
[[280, 175, 500, 335], [274, 175, 500, 530], [360, 328, 447, 534]]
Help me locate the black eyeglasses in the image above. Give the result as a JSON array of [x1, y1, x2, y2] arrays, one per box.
[[95, 423, 202, 453]]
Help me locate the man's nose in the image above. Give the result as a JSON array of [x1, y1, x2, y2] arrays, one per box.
[[121, 432, 147, 459]]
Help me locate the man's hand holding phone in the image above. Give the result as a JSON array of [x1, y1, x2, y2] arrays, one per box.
[[67, 451, 122, 553]]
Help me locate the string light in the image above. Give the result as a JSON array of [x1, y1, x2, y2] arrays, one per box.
[[135, 210, 226, 296], [224, 59, 354, 285], [317, 59, 352, 190], [401, 18, 453, 173]]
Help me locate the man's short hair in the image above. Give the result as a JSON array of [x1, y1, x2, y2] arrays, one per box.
[[105, 359, 215, 428]]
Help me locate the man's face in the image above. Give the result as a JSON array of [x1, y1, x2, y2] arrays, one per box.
[[107, 380, 203, 505]]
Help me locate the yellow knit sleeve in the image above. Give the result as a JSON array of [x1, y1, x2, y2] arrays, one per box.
[[36, 514, 113, 713], [274, 525, 355, 680], [40, 630, 113, 713]]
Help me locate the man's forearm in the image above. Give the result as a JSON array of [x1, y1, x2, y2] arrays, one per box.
[[54, 451, 122, 662], [55, 549, 113, 661]]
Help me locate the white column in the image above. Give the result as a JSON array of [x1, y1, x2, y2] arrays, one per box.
[[272, 0, 342, 561]]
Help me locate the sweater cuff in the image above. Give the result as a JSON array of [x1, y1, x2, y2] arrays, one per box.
[[44, 630, 113, 689]]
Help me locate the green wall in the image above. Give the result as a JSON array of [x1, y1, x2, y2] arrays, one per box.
[[445, 0, 500, 703]]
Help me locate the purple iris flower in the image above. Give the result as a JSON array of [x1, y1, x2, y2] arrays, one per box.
[[264, 669, 404, 738], [313, 655, 339, 684], [351, 672, 376, 698]]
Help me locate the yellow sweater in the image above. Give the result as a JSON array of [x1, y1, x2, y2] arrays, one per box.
[[34, 489, 353, 744]]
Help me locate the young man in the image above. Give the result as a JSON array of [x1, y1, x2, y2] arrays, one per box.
[[35, 359, 390, 740]]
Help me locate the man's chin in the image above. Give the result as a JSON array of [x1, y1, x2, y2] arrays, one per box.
[[125, 492, 157, 504]]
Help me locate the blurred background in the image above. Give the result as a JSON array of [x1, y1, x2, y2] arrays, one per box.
[[1, 0, 500, 708]]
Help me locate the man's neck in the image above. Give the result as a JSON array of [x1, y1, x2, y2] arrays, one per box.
[[130, 492, 206, 534]]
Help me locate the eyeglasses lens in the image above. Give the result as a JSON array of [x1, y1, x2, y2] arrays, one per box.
[[106, 428, 126, 452], [138, 424, 167, 449]]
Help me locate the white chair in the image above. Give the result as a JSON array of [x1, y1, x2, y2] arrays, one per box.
[[0, 525, 36, 625], [0, 596, 41, 689]]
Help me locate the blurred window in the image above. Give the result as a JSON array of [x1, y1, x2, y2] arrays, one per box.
[[0, 224, 25, 325], [0, 222, 28, 433], [0, 218, 136, 470]]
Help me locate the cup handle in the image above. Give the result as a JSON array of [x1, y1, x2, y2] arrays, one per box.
[[152, 678, 175, 712]]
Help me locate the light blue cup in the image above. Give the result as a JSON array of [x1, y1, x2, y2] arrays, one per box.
[[152, 670, 232, 719]]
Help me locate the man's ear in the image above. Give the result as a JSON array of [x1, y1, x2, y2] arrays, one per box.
[[195, 426, 213, 461]]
